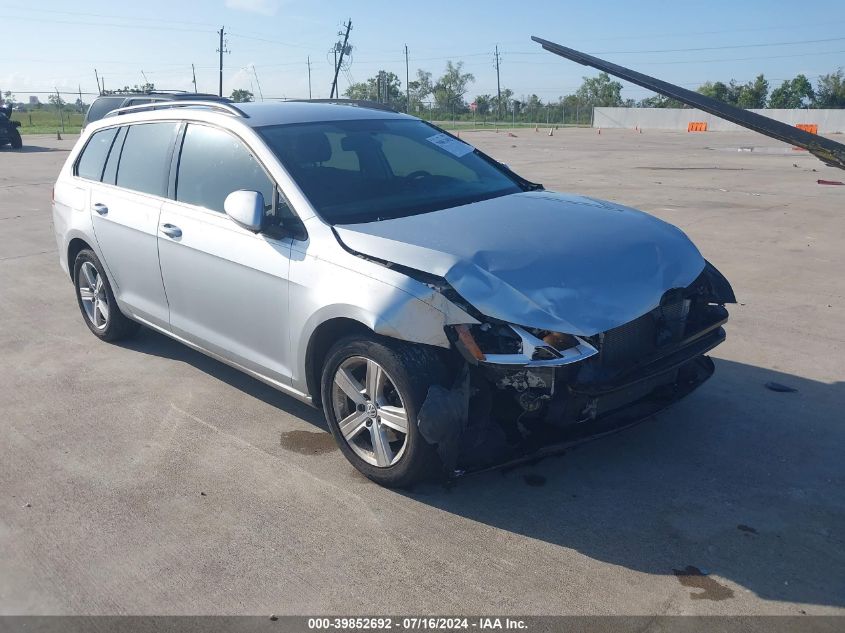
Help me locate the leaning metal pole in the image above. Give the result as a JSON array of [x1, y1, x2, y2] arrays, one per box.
[[531, 36, 845, 171]]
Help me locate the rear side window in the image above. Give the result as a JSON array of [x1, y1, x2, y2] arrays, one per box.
[[76, 127, 119, 181], [84, 97, 125, 125], [176, 124, 274, 213], [116, 122, 179, 197]]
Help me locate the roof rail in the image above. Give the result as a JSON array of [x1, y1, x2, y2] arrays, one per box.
[[287, 98, 398, 113], [104, 100, 249, 119]]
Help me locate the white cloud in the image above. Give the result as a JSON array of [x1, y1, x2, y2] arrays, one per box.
[[224, 0, 281, 16]]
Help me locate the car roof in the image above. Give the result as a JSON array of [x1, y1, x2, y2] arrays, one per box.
[[95, 92, 227, 101], [95, 100, 413, 129], [236, 102, 411, 126]]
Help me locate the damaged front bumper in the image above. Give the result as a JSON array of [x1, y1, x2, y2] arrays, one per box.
[[425, 276, 731, 474], [465, 354, 717, 476]]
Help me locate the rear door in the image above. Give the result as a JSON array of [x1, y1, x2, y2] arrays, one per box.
[[89, 121, 179, 327], [157, 122, 295, 382]]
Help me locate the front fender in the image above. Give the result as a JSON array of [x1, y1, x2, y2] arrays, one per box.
[[288, 250, 479, 394]]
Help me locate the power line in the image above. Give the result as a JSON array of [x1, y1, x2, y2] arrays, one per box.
[[0, 7, 219, 28], [0, 13, 212, 34]]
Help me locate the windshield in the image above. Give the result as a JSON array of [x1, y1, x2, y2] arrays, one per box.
[[258, 119, 523, 224]]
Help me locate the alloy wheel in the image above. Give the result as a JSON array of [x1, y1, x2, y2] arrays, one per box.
[[78, 261, 110, 330], [331, 356, 409, 467]]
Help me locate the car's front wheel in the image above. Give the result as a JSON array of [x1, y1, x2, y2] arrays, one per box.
[[10, 128, 22, 149], [73, 249, 139, 341], [321, 334, 446, 487]]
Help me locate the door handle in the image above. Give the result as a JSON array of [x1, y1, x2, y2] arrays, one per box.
[[160, 223, 182, 239], [93, 203, 108, 215]]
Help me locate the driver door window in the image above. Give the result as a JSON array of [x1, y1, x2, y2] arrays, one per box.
[[176, 123, 275, 214]]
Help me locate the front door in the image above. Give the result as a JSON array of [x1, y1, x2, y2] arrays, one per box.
[[157, 123, 294, 382]]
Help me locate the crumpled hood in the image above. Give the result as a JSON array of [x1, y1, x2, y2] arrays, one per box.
[[334, 191, 706, 335]]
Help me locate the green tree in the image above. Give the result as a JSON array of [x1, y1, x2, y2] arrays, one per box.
[[698, 76, 768, 108], [3, 91, 16, 107], [409, 70, 432, 100], [433, 61, 475, 112], [638, 94, 685, 108], [736, 74, 768, 108], [492, 88, 513, 118], [230, 89, 254, 103], [814, 69, 845, 108], [768, 74, 814, 108], [48, 93, 66, 108], [576, 72, 623, 107], [105, 83, 155, 95], [698, 81, 730, 103], [344, 71, 403, 107], [473, 94, 492, 116]]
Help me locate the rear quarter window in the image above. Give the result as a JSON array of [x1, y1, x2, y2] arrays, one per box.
[[101, 126, 128, 185], [115, 122, 180, 197], [76, 127, 119, 181]]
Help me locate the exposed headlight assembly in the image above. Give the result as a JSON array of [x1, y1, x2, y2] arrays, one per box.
[[450, 323, 598, 367]]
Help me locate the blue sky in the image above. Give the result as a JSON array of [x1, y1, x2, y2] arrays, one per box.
[[2, 0, 844, 102]]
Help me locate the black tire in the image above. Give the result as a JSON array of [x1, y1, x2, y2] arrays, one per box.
[[320, 334, 447, 488], [10, 128, 22, 149], [73, 249, 140, 342]]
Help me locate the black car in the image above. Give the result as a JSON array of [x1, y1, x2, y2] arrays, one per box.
[[0, 103, 22, 149], [83, 91, 231, 129]]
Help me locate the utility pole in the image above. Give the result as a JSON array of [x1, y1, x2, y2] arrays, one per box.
[[94, 69, 102, 95], [307, 57, 312, 99], [330, 19, 352, 99], [252, 65, 264, 101], [191, 64, 198, 93], [55, 87, 65, 134], [404, 44, 410, 112], [217, 26, 230, 97], [494, 45, 502, 120], [141, 70, 149, 87]]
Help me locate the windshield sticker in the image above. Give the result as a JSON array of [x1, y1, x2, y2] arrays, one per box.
[[426, 133, 475, 158]]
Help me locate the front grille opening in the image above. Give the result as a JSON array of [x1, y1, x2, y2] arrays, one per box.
[[599, 300, 690, 370]]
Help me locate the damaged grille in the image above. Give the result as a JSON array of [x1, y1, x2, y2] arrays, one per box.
[[599, 300, 689, 369]]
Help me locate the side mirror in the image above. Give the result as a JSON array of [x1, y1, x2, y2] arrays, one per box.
[[224, 190, 264, 232]]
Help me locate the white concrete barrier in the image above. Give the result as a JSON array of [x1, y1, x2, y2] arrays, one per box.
[[593, 107, 845, 133]]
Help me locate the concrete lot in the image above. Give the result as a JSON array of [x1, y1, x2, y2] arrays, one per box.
[[1, 128, 843, 616]]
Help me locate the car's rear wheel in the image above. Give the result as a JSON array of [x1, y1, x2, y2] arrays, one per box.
[[320, 334, 446, 487], [73, 249, 139, 341], [10, 129, 22, 149]]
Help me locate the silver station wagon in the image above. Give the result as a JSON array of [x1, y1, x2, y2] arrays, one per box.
[[52, 100, 735, 487]]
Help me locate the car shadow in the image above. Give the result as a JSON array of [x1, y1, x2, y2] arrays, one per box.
[[403, 358, 845, 609], [119, 327, 327, 430], [118, 327, 844, 608], [0, 145, 68, 153]]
